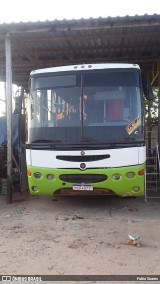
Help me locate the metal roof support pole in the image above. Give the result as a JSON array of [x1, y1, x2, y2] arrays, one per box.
[[5, 32, 12, 204]]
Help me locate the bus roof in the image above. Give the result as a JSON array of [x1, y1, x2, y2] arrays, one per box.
[[30, 63, 140, 75]]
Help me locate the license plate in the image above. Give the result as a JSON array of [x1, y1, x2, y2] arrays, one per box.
[[73, 184, 93, 191]]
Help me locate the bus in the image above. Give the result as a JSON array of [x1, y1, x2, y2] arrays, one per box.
[[26, 63, 153, 197]]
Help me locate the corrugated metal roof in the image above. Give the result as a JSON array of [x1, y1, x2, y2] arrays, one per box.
[[0, 14, 160, 88]]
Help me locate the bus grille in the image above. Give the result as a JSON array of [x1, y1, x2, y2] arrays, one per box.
[[59, 174, 107, 183], [56, 154, 110, 162]]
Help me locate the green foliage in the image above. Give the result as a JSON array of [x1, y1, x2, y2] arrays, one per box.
[[144, 87, 158, 125]]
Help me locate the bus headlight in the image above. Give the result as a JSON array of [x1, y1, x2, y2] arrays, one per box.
[[133, 186, 140, 192], [47, 174, 54, 180], [126, 172, 135, 178], [34, 172, 42, 179], [32, 186, 38, 192], [113, 174, 121, 180]]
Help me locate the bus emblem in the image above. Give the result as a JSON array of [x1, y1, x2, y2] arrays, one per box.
[[80, 150, 85, 156]]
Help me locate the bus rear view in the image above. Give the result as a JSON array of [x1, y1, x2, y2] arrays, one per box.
[[26, 63, 152, 197]]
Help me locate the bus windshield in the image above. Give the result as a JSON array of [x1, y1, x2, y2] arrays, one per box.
[[28, 69, 144, 144]]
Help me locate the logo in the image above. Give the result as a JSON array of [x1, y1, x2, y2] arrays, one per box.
[[2, 276, 11, 281], [80, 150, 85, 156], [80, 163, 86, 170]]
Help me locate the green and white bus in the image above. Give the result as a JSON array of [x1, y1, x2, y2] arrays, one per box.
[[26, 63, 152, 197]]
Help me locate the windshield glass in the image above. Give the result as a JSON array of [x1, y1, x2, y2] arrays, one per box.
[[28, 69, 144, 144]]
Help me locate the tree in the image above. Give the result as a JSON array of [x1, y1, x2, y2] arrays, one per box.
[[145, 87, 158, 127]]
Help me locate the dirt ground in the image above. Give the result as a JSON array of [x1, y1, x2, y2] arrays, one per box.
[[0, 192, 160, 284]]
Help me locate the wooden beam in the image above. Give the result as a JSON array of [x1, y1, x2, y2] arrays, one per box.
[[19, 30, 160, 43]]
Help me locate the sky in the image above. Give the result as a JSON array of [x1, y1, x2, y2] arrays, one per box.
[[0, 0, 160, 23]]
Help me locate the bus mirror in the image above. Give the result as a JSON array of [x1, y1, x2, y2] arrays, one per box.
[[142, 74, 153, 100]]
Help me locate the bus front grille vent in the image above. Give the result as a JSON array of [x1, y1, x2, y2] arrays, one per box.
[[59, 174, 107, 183], [56, 154, 110, 162]]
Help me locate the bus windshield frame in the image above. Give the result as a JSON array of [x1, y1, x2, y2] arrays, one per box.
[[28, 68, 144, 146]]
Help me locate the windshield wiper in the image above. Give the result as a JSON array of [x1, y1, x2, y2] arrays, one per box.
[[32, 139, 62, 143], [83, 137, 98, 142]]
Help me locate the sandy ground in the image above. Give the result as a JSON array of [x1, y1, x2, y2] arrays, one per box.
[[0, 192, 160, 284]]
